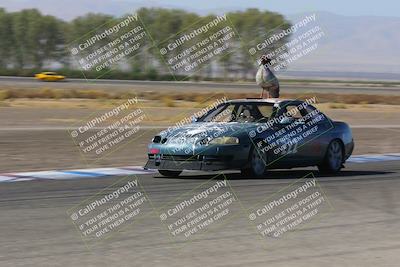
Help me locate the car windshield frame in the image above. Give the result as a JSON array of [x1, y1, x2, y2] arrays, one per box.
[[197, 102, 278, 123]]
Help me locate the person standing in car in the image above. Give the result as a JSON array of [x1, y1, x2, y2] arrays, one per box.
[[256, 55, 280, 98]]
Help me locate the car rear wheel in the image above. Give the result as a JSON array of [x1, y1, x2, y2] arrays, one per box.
[[158, 170, 182, 177], [318, 140, 343, 173], [241, 146, 267, 177]]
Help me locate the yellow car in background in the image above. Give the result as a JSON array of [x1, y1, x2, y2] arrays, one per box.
[[35, 72, 66, 81]]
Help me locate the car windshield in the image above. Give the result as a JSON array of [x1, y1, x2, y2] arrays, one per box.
[[198, 102, 276, 123]]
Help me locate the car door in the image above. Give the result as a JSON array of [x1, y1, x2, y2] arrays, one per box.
[[270, 103, 308, 166], [277, 102, 333, 165], [299, 104, 335, 163]]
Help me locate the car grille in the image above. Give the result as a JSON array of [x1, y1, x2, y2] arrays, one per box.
[[148, 154, 233, 162], [148, 154, 199, 161]]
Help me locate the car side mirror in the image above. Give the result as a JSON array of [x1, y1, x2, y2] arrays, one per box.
[[279, 117, 295, 124]]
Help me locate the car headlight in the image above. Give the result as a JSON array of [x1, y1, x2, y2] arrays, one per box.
[[208, 136, 239, 145]]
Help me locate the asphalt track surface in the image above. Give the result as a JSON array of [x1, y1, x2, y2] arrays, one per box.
[[1, 160, 400, 266], [1, 76, 400, 95]]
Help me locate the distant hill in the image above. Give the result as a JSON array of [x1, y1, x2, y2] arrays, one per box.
[[1, 1, 399, 76], [286, 12, 400, 74]]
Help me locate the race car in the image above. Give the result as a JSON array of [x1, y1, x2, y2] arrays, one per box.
[[145, 98, 354, 177], [35, 72, 65, 81]]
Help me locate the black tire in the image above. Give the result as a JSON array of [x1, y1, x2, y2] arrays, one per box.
[[158, 170, 182, 177], [241, 145, 268, 177], [318, 139, 344, 174]]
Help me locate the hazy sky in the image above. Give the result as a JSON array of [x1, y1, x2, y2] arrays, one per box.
[[0, 0, 399, 20], [143, 0, 400, 17]]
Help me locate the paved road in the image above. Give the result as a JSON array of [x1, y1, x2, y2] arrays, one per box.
[[1, 76, 400, 95], [0, 160, 399, 266]]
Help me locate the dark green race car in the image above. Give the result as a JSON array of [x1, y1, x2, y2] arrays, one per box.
[[145, 98, 354, 177]]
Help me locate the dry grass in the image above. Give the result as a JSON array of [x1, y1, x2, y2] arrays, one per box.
[[328, 103, 348, 109], [0, 88, 123, 100], [0, 88, 400, 105], [161, 95, 176, 107]]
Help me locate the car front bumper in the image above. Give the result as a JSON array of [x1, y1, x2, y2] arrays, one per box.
[[144, 144, 250, 171]]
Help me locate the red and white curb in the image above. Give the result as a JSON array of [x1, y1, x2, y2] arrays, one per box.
[[0, 153, 399, 183]]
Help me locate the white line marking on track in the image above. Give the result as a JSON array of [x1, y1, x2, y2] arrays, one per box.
[[346, 153, 400, 163], [0, 166, 155, 183]]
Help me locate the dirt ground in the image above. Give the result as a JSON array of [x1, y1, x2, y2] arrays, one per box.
[[1, 128, 400, 173], [0, 101, 399, 172], [1, 99, 400, 127]]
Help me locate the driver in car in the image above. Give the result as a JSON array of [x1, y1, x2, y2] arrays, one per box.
[[236, 105, 265, 123]]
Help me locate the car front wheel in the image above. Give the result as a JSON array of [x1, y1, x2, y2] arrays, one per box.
[[158, 170, 182, 177], [241, 146, 268, 177]]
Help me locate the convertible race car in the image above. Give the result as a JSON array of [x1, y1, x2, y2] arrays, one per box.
[[145, 98, 354, 177]]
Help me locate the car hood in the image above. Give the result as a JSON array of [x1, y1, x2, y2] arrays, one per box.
[[159, 122, 254, 144]]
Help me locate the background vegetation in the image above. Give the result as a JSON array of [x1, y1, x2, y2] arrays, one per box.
[[0, 7, 291, 80]]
